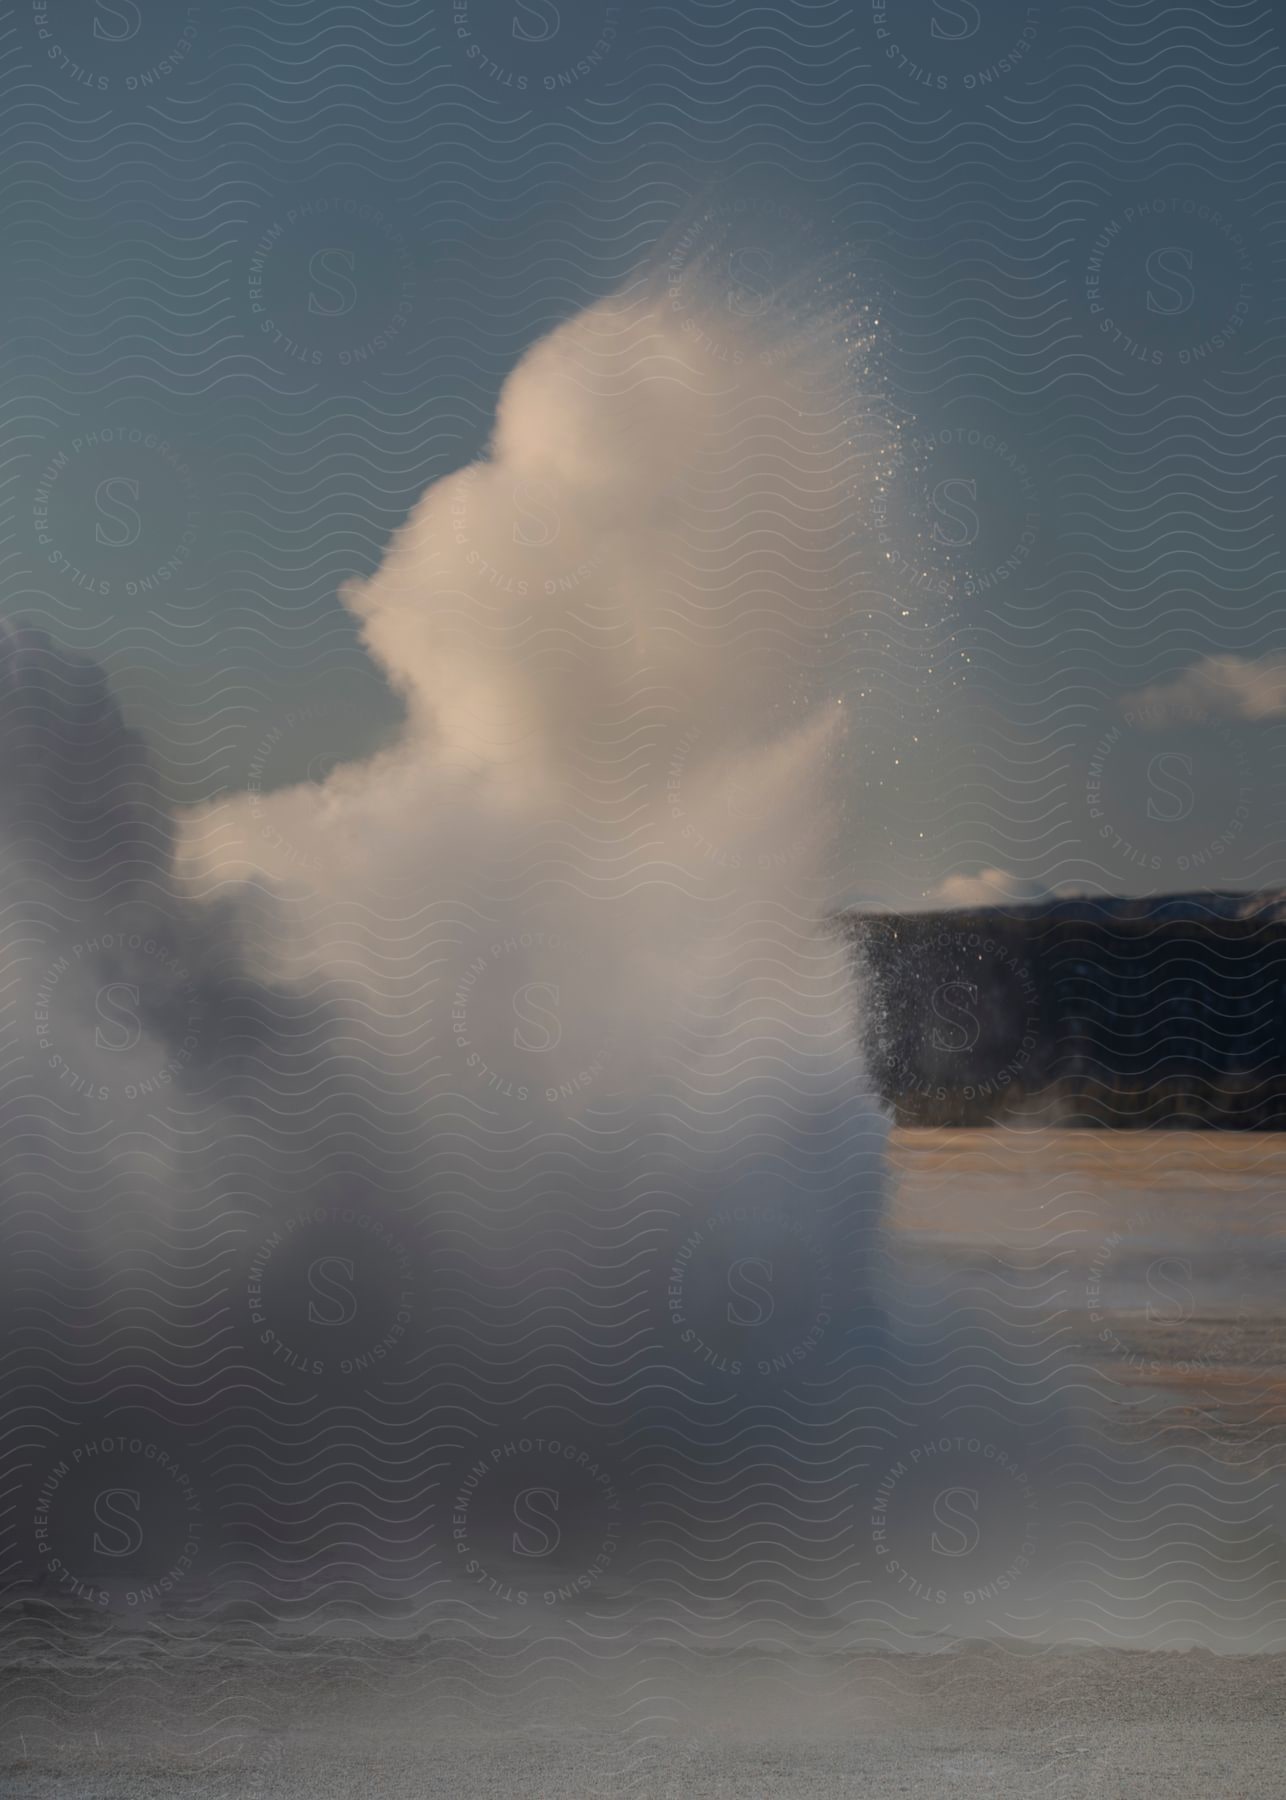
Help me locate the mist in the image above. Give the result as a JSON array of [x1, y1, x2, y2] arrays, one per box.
[[3, 278, 909, 1641]]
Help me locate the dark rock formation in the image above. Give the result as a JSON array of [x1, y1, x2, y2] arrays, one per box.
[[849, 892, 1286, 1128]]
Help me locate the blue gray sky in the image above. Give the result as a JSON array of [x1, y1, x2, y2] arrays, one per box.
[[7, 0, 1286, 902]]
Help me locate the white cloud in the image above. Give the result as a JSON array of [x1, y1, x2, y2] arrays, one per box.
[[1124, 653, 1286, 724], [927, 868, 1050, 909]]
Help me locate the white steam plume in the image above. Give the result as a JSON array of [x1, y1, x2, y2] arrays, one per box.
[[181, 286, 890, 1212]]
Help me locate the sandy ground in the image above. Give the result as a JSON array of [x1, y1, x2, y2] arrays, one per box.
[[9, 1130, 1286, 1797], [886, 1126, 1286, 1448], [5, 1640, 1286, 1797]]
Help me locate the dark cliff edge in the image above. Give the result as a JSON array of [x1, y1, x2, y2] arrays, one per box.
[[846, 892, 1286, 1128]]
